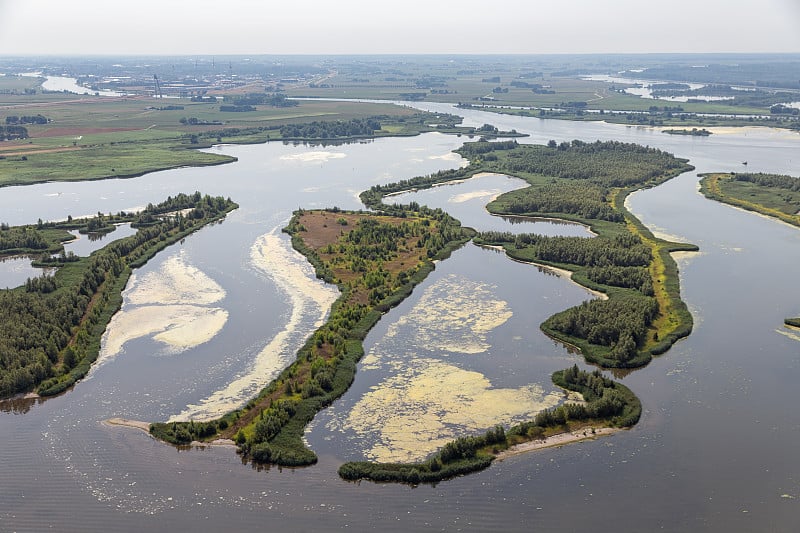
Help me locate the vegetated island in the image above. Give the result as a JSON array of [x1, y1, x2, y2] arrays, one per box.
[[150, 206, 475, 466], [699, 171, 800, 327], [150, 138, 691, 484], [0, 193, 238, 399], [339, 365, 640, 484], [663, 128, 711, 136]]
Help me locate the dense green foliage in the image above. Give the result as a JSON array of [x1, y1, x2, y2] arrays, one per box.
[[699, 172, 800, 223], [476, 230, 660, 366], [280, 118, 382, 139], [732, 172, 800, 192], [0, 124, 28, 140], [0, 193, 238, 398], [0, 227, 50, 253], [339, 366, 640, 484], [461, 139, 689, 188]]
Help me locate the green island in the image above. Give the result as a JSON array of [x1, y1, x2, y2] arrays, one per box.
[[339, 365, 640, 484], [699, 171, 800, 326], [0, 192, 238, 398], [365, 139, 697, 368], [150, 206, 475, 466], [663, 128, 711, 136]]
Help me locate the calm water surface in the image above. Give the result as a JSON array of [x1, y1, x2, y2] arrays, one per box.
[[1, 106, 799, 532]]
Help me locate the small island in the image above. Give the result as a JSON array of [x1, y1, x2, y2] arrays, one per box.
[[663, 128, 711, 136], [338, 365, 640, 484]]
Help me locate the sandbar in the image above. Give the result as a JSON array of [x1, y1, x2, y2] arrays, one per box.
[[495, 426, 622, 460]]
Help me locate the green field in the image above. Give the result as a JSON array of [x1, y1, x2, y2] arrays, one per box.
[[0, 96, 459, 187]]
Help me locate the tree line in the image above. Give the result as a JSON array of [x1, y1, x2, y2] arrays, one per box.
[[0, 125, 29, 140], [280, 118, 383, 140], [732, 172, 800, 192], [5, 115, 49, 125]]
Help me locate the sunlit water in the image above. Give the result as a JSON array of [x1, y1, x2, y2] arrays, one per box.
[[0, 105, 799, 532]]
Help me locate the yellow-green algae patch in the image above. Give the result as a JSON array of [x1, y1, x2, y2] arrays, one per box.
[[371, 274, 513, 361], [103, 305, 228, 355], [333, 273, 561, 463], [125, 254, 225, 306], [96, 252, 228, 369], [170, 228, 339, 422], [336, 358, 562, 463]]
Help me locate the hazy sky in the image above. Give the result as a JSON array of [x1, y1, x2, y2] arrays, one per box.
[[1, 0, 799, 56]]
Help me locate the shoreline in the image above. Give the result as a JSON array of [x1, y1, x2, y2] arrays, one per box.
[[495, 427, 622, 460], [478, 243, 608, 301]]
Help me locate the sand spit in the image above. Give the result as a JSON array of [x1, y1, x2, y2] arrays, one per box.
[[104, 418, 151, 433], [495, 427, 622, 460], [104, 418, 236, 447], [776, 328, 800, 343]]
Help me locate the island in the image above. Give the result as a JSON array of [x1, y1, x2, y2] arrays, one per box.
[[150, 206, 475, 466], [0, 193, 238, 398], [663, 128, 711, 136], [338, 365, 640, 484], [700, 171, 800, 326]]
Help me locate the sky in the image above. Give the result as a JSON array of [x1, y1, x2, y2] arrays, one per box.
[[1, 0, 799, 56]]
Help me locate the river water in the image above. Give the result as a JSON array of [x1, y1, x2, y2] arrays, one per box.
[[0, 104, 799, 532]]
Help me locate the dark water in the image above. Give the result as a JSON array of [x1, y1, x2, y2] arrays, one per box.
[[1, 108, 799, 532]]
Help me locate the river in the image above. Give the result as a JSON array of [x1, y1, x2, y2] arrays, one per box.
[[0, 104, 798, 532]]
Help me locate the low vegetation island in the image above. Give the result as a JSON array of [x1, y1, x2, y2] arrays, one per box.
[[339, 365, 640, 484]]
